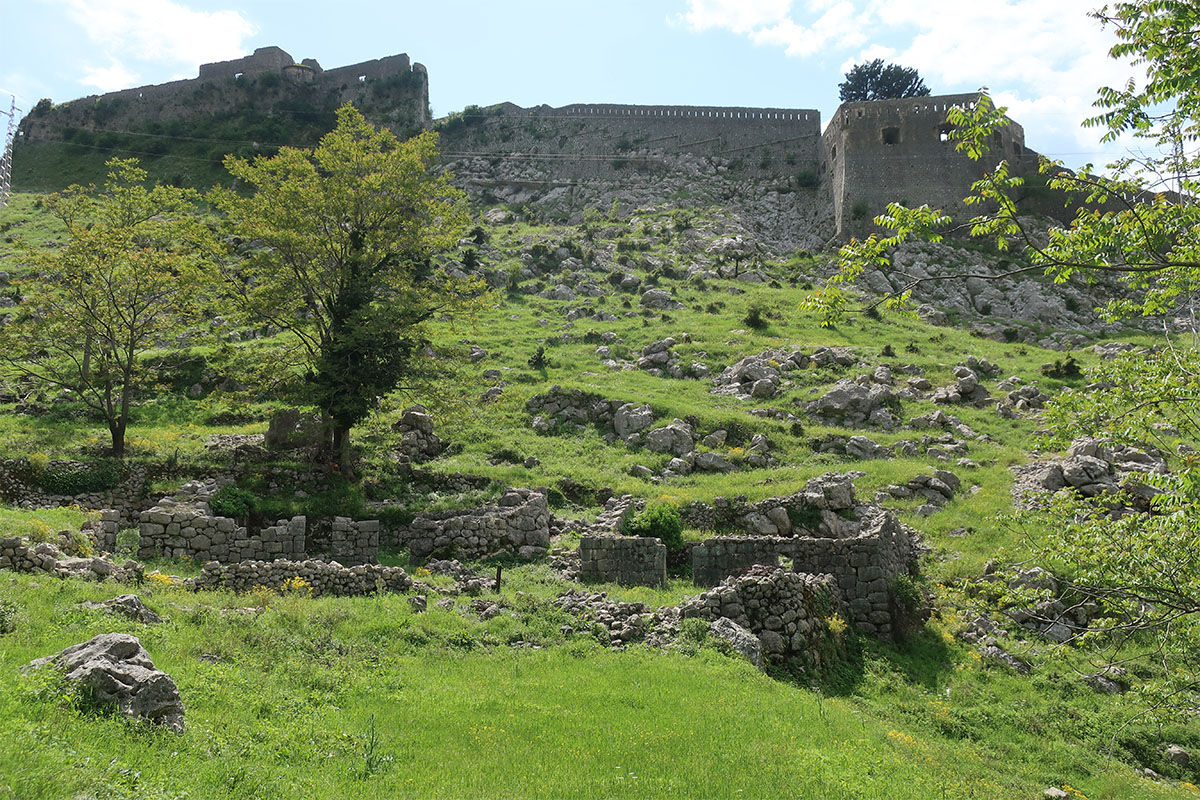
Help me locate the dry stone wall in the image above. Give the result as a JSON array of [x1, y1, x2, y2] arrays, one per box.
[[579, 536, 666, 587], [189, 558, 411, 597], [390, 488, 550, 562], [788, 510, 921, 639], [0, 459, 151, 526], [688, 494, 921, 640], [680, 566, 841, 666], [692, 537, 789, 587]]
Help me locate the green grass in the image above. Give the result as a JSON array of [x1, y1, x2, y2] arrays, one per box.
[[0, 571, 1190, 800], [0, 199, 1193, 799]]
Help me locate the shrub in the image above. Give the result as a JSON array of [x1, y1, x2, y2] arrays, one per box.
[[115, 528, 141, 557], [786, 502, 823, 532], [0, 600, 16, 635], [880, 344, 895, 358], [36, 461, 123, 496], [1041, 356, 1082, 379], [28, 453, 50, 477], [528, 346, 549, 370], [624, 502, 684, 550], [743, 304, 768, 330], [209, 486, 257, 519]]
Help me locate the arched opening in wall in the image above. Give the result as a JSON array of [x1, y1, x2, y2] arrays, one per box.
[[882, 127, 900, 146], [831, 145, 837, 161], [938, 125, 954, 143], [1013, 141, 1023, 155]]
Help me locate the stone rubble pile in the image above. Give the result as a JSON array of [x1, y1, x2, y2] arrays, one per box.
[[879, 470, 963, 515], [1012, 436, 1168, 511], [680, 566, 842, 667], [931, 366, 991, 406], [391, 405, 444, 463], [908, 409, 983, 440], [681, 472, 860, 538], [712, 346, 856, 400], [804, 377, 900, 429], [552, 590, 656, 645], [809, 433, 892, 460], [0, 536, 141, 582], [635, 337, 708, 379], [80, 594, 161, 624], [995, 376, 1051, 413]]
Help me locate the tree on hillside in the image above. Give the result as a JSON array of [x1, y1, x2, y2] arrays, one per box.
[[211, 104, 476, 476], [1, 158, 215, 456], [810, 0, 1200, 716], [838, 59, 931, 103]]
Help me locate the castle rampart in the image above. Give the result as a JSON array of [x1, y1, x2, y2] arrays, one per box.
[[17, 46, 429, 148], [821, 93, 1031, 238]]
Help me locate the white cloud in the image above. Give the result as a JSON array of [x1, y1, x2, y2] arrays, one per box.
[[79, 61, 142, 93], [682, 0, 793, 34], [55, 0, 256, 91], [679, 0, 1139, 163], [751, 3, 866, 57], [682, 0, 868, 57]]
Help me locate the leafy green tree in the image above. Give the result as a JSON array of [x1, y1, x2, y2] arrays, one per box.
[[1, 158, 214, 456], [812, 0, 1200, 715], [838, 59, 931, 103], [212, 104, 476, 476]]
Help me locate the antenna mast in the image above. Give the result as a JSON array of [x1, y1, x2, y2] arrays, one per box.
[[0, 96, 18, 208]]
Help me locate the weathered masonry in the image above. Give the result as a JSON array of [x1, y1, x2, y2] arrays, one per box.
[[821, 93, 1034, 238], [17, 46, 429, 145]]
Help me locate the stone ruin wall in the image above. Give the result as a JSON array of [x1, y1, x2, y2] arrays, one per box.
[[387, 487, 551, 562], [0, 458, 151, 527], [440, 102, 822, 180], [681, 567, 841, 666], [17, 46, 428, 146], [437, 102, 833, 250], [691, 509, 919, 639], [92, 507, 381, 567], [188, 557, 412, 597], [579, 535, 666, 587]]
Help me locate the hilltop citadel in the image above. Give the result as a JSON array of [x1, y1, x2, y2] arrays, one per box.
[[15, 46, 1036, 241]]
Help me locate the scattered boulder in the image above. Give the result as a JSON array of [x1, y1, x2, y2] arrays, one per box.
[[708, 617, 763, 668], [640, 288, 682, 310], [804, 379, 899, 429], [24, 633, 185, 733], [80, 595, 161, 625]]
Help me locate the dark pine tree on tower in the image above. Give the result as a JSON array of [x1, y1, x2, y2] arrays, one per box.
[[838, 59, 931, 102]]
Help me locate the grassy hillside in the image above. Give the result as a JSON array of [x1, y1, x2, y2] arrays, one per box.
[[0, 192, 1195, 799]]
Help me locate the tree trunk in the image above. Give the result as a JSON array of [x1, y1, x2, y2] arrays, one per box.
[[331, 424, 356, 481], [109, 418, 126, 458]]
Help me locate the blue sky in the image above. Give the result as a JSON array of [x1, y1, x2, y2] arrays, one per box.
[[2, 0, 1142, 171]]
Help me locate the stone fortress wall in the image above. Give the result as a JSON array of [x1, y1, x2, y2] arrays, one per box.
[[439, 92, 1039, 241], [17, 46, 429, 144], [16, 43, 1044, 244], [821, 93, 1034, 238], [440, 101, 822, 181]]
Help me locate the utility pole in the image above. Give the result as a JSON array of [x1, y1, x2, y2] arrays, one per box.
[[0, 96, 19, 208]]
